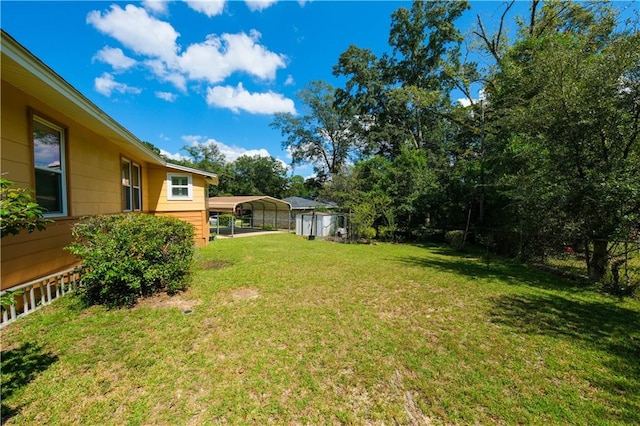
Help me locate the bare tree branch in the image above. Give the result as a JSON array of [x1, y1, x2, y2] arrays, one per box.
[[474, 1, 515, 64]]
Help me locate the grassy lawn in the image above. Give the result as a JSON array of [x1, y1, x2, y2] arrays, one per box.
[[2, 233, 639, 424]]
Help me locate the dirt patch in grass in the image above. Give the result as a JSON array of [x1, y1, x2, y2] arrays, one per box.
[[231, 288, 260, 300], [200, 260, 232, 270], [135, 292, 201, 311]]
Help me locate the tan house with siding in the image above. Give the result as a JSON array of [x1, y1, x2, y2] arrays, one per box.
[[1, 30, 217, 291]]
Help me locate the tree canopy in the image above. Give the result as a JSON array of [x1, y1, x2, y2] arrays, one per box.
[[270, 0, 640, 292]]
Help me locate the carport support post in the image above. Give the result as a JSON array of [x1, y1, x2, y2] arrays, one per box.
[[231, 212, 235, 237]]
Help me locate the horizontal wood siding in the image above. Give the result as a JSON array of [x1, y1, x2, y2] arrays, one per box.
[[1, 81, 154, 289], [1, 219, 80, 290], [147, 168, 208, 212], [1, 82, 33, 187], [2, 81, 156, 217], [154, 211, 210, 247], [1, 79, 210, 290]]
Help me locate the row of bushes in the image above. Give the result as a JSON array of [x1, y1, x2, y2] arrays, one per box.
[[67, 214, 195, 308]]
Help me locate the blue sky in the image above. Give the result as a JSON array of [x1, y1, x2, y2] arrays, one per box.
[[2, 1, 635, 177]]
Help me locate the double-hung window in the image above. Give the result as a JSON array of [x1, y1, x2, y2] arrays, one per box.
[[167, 173, 192, 200], [33, 116, 67, 217], [122, 158, 142, 211]]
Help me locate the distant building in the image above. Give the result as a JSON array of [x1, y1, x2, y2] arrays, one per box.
[[283, 197, 346, 238], [282, 196, 338, 213]]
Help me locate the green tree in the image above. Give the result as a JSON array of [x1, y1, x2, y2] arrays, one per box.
[[181, 142, 226, 173], [1, 178, 52, 239], [271, 80, 364, 181], [178, 142, 227, 196], [487, 1, 640, 280], [225, 155, 289, 199], [284, 175, 320, 199], [334, 0, 469, 158]]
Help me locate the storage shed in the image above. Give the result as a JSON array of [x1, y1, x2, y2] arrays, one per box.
[[295, 212, 347, 238]]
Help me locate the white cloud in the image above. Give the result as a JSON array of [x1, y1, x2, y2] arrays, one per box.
[[93, 46, 136, 71], [87, 5, 180, 63], [184, 0, 226, 17], [275, 157, 292, 173], [145, 59, 187, 91], [178, 30, 286, 83], [206, 83, 296, 114], [245, 0, 278, 12], [142, 0, 170, 14], [457, 89, 486, 107], [180, 135, 272, 162], [88, 4, 291, 108], [94, 72, 142, 97], [155, 91, 178, 102], [160, 148, 190, 161], [284, 74, 295, 86]]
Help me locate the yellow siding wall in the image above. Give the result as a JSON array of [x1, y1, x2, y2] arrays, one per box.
[[1, 81, 138, 212], [147, 168, 211, 245], [147, 168, 208, 212], [1, 80, 209, 289], [154, 211, 210, 247], [1, 220, 79, 291]]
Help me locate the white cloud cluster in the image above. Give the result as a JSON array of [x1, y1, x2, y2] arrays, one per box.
[[155, 91, 178, 102], [245, 0, 278, 12], [93, 46, 136, 70], [178, 30, 286, 84], [87, 3, 295, 115], [181, 135, 272, 162], [159, 148, 190, 161], [141, 0, 169, 14], [184, 0, 226, 17], [94, 72, 142, 96], [87, 5, 180, 63], [206, 83, 296, 114]]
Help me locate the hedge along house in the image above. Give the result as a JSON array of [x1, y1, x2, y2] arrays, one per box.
[[1, 30, 217, 292]]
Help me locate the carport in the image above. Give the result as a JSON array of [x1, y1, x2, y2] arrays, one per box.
[[208, 196, 292, 237]]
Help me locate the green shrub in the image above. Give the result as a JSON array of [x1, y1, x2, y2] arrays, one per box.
[[445, 230, 465, 250], [67, 213, 195, 307], [361, 227, 377, 241], [1, 177, 52, 238], [218, 214, 233, 227]]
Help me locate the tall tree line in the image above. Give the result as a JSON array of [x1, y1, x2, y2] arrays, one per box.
[[273, 0, 640, 286]]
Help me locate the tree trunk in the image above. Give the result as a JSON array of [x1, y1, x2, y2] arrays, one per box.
[[588, 239, 609, 282]]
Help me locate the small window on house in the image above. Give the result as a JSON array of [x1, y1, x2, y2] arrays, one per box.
[[167, 173, 192, 200], [33, 116, 67, 216], [122, 158, 142, 211]]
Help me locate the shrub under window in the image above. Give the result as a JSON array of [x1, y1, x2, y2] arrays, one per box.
[[67, 213, 195, 307]]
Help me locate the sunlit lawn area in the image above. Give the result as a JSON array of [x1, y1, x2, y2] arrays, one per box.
[[2, 233, 639, 424]]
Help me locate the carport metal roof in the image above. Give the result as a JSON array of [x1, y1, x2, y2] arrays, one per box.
[[208, 196, 291, 213]]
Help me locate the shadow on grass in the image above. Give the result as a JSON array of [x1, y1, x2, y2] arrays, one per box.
[[399, 243, 592, 293], [400, 244, 640, 421], [490, 293, 640, 423], [1, 342, 58, 421]]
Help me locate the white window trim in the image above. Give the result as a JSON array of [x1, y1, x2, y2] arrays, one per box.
[[122, 158, 142, 212], [167, 173, 193, 201], [33, 115, 67, 217]]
